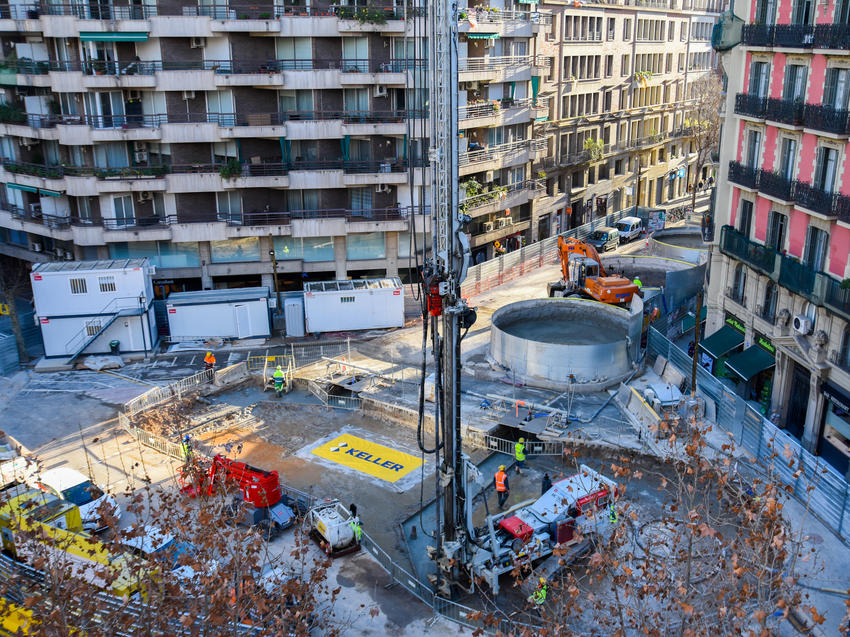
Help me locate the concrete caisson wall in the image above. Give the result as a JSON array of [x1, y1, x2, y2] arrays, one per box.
[[489, 299, 636, 392], [648, 228, 708, 265]]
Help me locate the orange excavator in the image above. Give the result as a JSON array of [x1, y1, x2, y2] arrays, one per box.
[[547, 236, 639, 305]]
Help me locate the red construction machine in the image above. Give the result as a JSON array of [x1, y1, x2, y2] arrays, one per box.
[[179, 455, 297, 537], [547, 236, 639, 304]]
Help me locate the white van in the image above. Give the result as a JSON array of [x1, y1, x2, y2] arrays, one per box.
[[616, 216, 644, 243]]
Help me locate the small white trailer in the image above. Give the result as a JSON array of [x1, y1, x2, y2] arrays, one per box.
[[303, 278, 404, 334], [31, 259, 157, 360], [166, 287, 271, 340]]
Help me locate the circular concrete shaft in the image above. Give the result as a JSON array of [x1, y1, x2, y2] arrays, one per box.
[[489, 299, 635, 392], [648, 228, 708, 264]]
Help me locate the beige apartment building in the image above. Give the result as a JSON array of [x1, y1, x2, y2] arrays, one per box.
[[0, 0, 719, 296]]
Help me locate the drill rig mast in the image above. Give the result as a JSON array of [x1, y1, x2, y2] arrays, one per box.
[[426, 0, 473, 596]]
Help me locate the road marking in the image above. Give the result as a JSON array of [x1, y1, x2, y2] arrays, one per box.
[[311, 433, 422, 483]]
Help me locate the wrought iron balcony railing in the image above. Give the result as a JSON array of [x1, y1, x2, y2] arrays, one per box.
[[728, 160, 760, 189], [773, 24, 815, 48], [764, 97, 805, 126], [741, 24, 774, 46], [758, 170, 795, 202], [735, 93, 767, 118], [813, 24, 850, 50], [802, 104, 850, 136]]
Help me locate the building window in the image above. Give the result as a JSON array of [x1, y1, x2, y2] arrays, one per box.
[[623, 18, 631, 40], [839, 326, 850, 369], [340, 296, 355, 304], [70, 278, 87, 294], [113, 194, 134, 227], [210, 237, 260, 263], [779, 137, 797, 180], [98, 276, 116, 293], [738, 199, 754, 236], [731, 263, 747, 304], [766, 211, 787, 250], [754, 0, 777, 24], [746, 129, 762, 168], [346, 232, 386, 261], [813, 146, 838, 193], [761, 281, 777, 323], [804, 301, 817, 329], [749, 61, 770, 97], [216, 191, 241, 222], [783, 64, 808, 102], [804, 226, 828, 271], [620, 54, 629, 77], [791, 0, 814, 24], [824, 67, 850, 111], [607, 17, 615, 40], [85, 320, 102, 337]]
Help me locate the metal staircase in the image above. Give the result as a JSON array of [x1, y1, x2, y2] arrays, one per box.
[[62, 296, 146, 363]]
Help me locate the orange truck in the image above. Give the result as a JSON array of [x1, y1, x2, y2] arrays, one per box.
[[547, 236, 639, 305]]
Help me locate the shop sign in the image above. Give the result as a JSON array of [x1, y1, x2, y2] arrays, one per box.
[[756, 335, 775, 354], [725, 316, 745, 333]]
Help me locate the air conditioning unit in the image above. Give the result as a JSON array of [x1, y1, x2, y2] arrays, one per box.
[[137, 191, 153, 202], [497, 218, 508, 228], [134, 150, 149, 163], [64, 250, 74, 261], [31, 242, 42, 252], [190, 37, 206, 48], [483, 221, 494, 232], [484, 170, 495, 182], [28, 203, 41, 215], [504, 216, 513, 225], [793, 314, 813, 335], [133, 141, 148, 151], [374, 183, 390, 193], [373, 84, 387, 97], [182, 90, 195, 100], [127, 89, 142, 100]]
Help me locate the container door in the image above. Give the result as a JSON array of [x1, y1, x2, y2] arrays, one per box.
[[234, 304, 251, 338], [284, 298, 305, 338]]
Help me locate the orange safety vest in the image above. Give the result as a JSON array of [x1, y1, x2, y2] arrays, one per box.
[[494, 470, 507, 492], [204, 352, 216, 365]]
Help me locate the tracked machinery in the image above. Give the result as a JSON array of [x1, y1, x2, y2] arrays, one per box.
[[547, 236, 639, 304]]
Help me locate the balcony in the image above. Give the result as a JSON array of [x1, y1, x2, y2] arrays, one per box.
[[764, 97, 804, 126], [728, 160, 760, 190], [758, 170, 794, 202], [773, 24, 814, 48], [459, 138, 545, 171], [795, 181, 838, 217], [734, 93, 767, 119], [802, 104, 850, 136], [813, 24, 850, 50], [459, 97, 533, 125], [232, 206, 416, 226], [741, 24, 774, 46], [459, 179, 541, 217], [720, 225, 850, 323]]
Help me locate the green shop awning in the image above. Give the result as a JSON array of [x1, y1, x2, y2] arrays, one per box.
[[724, 346, 775, 381], [698, 325, 744, 360], [80, 32, 149, 42], [467, 33, 500, 39], [39, 188, 62, 197], [681, 306, 707, 332], [6, 183, 38, 193]]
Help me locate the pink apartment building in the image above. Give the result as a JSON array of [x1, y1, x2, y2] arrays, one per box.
[[707, 0, 850, 478]]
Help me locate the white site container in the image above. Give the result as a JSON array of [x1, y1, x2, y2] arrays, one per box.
[[166, 287, 271, 339], [283, 296, 305, 338], [31, 259, 157, 358], [303, 278, 404, 334]]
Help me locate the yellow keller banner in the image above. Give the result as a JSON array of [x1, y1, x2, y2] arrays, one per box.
[[311, 433, 422, 483]]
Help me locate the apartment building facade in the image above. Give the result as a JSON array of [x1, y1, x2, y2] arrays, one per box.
[[707, 0, 850, 478], [533, 0, 722, 234]]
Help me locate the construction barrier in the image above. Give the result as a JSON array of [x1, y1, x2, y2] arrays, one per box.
[[647, 327, 850, 543], [477, 434, 566, 457], [124, 368, 214, 416]]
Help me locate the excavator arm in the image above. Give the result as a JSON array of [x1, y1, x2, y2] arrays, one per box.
[[557, 236, 608, 277]]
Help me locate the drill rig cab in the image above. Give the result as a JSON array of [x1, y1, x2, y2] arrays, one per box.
[[547, 236, 639, 305]]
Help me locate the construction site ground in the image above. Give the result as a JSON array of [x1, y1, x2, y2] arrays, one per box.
[[1, 221, 847, 635]]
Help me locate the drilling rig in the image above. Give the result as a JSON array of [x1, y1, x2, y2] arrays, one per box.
[[423, 0, 476, 597]]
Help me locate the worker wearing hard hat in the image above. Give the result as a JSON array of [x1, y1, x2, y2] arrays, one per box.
[[515, 438, 526, 474], [529, 577, 548, 606], [204, 351, 216, 370], [273, 364, 285, 397], [633, 276, 643, 289], [494, 465, 510, 509], [181, 434, 192, 462]]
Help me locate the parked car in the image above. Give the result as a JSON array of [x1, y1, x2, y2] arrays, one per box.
[[587, 227, 620, 252], [615, 216, 644, 243], [30, 468, 120, 532]]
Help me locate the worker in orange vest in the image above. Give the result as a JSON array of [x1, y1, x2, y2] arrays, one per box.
[[204, 351, 216, 370], [494, 465, 510, 509]]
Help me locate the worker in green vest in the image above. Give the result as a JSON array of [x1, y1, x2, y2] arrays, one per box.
[[633, 276, 643, 289], [608, 503, 618, 524], [273, 364, 285, 397], [181, 435, 193, 463], [515, 438, 526, 475], [529, 577, 548, 606]]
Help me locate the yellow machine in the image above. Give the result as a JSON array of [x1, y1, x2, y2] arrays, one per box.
[[0, 597, 35, 635], [0, 488, 147, 597]]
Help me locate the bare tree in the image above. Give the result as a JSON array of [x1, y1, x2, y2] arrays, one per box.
[[0, 255, 32, 364], [684, 73, 723, 221]]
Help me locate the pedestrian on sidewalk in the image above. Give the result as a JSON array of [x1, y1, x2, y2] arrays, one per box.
[[541, 473, 552, 495], [494, 465, 510, 509]]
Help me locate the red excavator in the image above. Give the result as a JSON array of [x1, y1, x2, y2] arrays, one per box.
[[547, 236, 639, 305], [179, 455, 297, 537]]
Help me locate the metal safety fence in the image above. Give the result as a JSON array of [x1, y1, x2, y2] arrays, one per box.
[[461, 208, 635, 298], [477, 434, 566, 456], [124, 368, 214, 416], [647, 327, 850, 543]]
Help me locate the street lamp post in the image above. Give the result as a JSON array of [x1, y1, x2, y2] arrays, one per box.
[[268, 247, 281, 315]]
